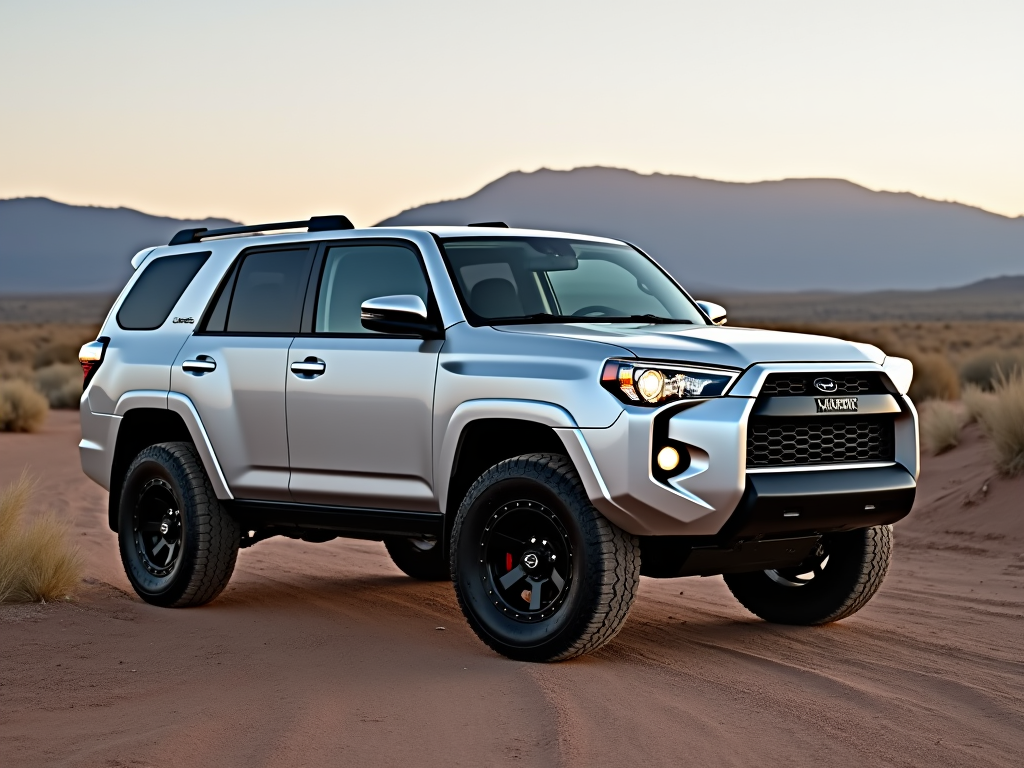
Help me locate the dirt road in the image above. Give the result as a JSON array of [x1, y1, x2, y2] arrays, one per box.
[[2, 412, 1021, 767]]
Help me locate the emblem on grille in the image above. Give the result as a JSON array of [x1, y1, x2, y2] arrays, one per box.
[[814, 377, 838, 393], [816, 396, 858, 413]]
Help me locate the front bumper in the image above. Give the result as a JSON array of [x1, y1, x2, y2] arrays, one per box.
[[558, 363, 919, 538]]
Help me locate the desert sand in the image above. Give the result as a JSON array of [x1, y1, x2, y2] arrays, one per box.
[[1, 411, 1021, 767]]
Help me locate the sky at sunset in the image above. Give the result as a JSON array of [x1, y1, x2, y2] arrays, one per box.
[[1, 0, 1021, 226]]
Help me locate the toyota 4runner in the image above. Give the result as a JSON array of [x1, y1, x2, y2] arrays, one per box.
[[78, 217, 918, 661]]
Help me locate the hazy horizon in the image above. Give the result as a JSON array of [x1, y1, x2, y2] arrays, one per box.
[[1, 1, 1021, 227]]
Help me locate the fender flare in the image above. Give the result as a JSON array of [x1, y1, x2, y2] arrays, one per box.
[[435, 399, 614, 517], [112, 390, 233, 500]]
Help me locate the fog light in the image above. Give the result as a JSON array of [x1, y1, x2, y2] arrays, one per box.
[[656, 446, 680, 471]]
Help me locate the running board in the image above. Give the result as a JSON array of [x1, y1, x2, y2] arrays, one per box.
[[228, 499, 443, 540]]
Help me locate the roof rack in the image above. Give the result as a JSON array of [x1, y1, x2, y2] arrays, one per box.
[[467, 221, 509, 228], [169, 215, 354, 246]]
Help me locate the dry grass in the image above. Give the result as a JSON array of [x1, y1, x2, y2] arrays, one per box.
[[960, 350, 1024, 391], [0, 474, 82, 603], [0, 323, 99, 369], [919, 400, 966, 455], [0, 323, 94, 419], [0, 380, 49, 432], [34, 363, 82, 408], [961, 371, 1024, 476]]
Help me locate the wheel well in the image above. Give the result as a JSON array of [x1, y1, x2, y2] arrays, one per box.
[[108, 408, 194, 531], [444, 418, 571, 554]]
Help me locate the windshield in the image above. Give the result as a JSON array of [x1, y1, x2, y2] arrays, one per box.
[[440, 237, 707, 325]]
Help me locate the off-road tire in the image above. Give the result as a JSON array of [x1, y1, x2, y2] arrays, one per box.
[[384, 536, 449, 581], [451, 453, 640, 662], [118, 442, 240, 607], [724, 525, 893, 625]]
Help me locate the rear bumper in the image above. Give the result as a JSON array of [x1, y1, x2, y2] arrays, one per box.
[[723, 464, 916, 539]]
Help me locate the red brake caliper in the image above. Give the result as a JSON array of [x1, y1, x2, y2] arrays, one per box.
[[506, 552, 513, 572]]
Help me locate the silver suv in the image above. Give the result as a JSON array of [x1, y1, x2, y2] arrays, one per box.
[[78, 218, 919, 661]]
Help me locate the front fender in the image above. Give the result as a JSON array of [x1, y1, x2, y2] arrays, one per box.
[[435, 399, 578, 514]]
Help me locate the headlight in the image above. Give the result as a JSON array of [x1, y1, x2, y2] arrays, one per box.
[[601, 360, 738, 405]]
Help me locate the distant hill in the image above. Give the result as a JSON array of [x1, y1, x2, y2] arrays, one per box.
[[0, 198, 236, 293], [380, 167, 1024, 293], [707, 273, 1024, 324]]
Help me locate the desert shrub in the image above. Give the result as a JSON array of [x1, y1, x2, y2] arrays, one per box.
[[0, 323, 99, 369], [919, 400, 966, 455], [907, 353, 960, 402], [0, 474, 82, 603], [960, 350, 1024, 391], [34, 363, 82, 408], [0, 380, 49, 432], [0, 364, 33, 382], [971, 370, 1024, 476], [962, 383, 994, 426]]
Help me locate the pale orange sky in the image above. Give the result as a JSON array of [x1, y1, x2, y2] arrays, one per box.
[[1, 0, 1021, 226]]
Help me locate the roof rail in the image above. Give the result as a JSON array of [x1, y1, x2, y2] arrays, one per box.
[[168, 215, 354, 246], [467, 221, 509, 228]]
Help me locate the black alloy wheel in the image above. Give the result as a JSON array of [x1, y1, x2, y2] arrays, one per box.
[[452, 454, 639, 662], [482, 499, 573, 620], [118, 442, 240, 607], [724, 525, 893, 626], [133, 477, 184, 579]]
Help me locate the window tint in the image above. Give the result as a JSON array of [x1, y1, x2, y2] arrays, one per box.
[[441, 238, 705, 324], [315, 244, 428, 334], [548, 259, 667, 316], [226, 248, 313, 334], [116, 252, 210, 330]]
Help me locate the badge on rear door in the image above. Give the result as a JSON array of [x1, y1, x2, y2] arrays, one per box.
[[815, 396, 858, 413]]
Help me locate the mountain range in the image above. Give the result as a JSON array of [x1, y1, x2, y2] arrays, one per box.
[[2, 167, 1022, 294], [381, 167, 1024, 293], [0, 197, 235, 293]]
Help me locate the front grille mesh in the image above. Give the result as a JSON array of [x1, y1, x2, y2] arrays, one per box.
[[760, 372, 888, 396], [747, 416, 895, 467]]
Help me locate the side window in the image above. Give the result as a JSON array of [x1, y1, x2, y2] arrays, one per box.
[[117, 251, 210, 330], [223, 248, 314, 334], [314, 244, 429, 334]]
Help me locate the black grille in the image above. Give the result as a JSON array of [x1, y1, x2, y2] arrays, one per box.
[[760, 372, 889, 397], [747, 416, 895, 467]]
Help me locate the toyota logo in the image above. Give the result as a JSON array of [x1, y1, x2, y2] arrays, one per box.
[[814, 377, 838, 393], [523, 553, 540, 569]]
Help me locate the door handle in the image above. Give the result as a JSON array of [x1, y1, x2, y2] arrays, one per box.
[[290, 357, 326, 377], [182, 356, 217, 374]]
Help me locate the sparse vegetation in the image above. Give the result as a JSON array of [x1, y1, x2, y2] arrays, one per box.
[[919, 400, 966, 455], [960, 350, 1024, 391], [961, 371, 1024, 476], [0, 323, 94, 418], [0, 474, 82, 603], [0, 380, 49, 432], [34, 363, 82, 408], [907, 353, 960, 401]]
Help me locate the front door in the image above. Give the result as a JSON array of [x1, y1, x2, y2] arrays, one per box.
[[172, 245, 315, 500], [287, 241, 441, 511]]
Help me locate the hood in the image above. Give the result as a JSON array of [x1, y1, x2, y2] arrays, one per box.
[[494, 323, 885, 369]]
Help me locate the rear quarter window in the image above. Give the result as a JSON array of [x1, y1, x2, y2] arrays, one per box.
[[116, 252, 211, 330]]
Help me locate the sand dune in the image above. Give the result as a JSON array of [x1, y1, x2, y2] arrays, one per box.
[[1, 412, 1021, 767]]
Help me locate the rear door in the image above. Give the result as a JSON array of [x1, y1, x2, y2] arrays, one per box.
[[286, 240, 441, 511], [172, 245, 315, 500]]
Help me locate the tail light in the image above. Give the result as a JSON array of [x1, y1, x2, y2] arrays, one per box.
[[79, 337, 109, 390]]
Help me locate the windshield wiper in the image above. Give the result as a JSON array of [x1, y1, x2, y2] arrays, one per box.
[[613, 314, 694, 324]]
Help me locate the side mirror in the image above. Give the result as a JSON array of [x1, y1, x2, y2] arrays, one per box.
[[696, 301, 727, 325], [360, 295, 440, 337]]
